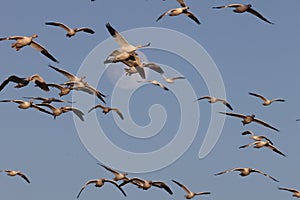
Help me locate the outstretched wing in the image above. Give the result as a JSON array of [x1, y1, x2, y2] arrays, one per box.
[[171, 180, 192, 194], [185, 11, 201, 24], [247, 8, 274, 24], [30, 41, 58, 63], [251, 169, 278, 182], [45, 21, 72, 32], [152, 181, 173, 195], [252, 118, 279, 132], [75, 27, 95, 34], [77, 180, 97, 198]]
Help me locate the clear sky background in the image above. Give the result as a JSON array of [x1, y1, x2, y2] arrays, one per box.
[[0, 0, 299, 199]]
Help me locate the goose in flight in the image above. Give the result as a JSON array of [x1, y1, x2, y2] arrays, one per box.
[[48, 65, 106, 103], [219, 112, 279, 132], [214, 167, 278, 182], [105, 50, 146, 79], [45, 21, 95, 37], [241, 130, 273, 144], [0, 34, 58, 62], [88, 104, 124, 120], [248, 92, 285, 106], [278, 187, 300, 198], [212, 4, 273, 24], [46, 83, 73, 97], [0, 170, 30, 183], [37, 103, 84, 121], [137, 80, 169, 91], [157, 0, 200, 24], [77, 178, 127, 199], [0, 99, 53, 116], [239, 141, 286, 157], [195, 96, 233, 110], [106, 23, 150, 53], [171, 180, 210, 199], [119, 177, 173, 195], [0, 74, 49, 92], [162, 75, 185, 83], [98, 163, 128, 181], [23, 97, 73, 104]]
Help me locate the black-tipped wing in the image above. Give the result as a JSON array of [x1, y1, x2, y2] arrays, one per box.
[[156, 10, 172, 22], [111, 108, 124, 120], [267, 143, 286, 157], [48, 65, 77, 81], [172, 180, 192, 194], [248, 92, 268, 102], [252, 118, 279, 132], [77, 180, 97, 198], [75, 27, 95, 34], [185, 12, 201, 24], [251, 169, 278, 182], [45, 21, 72, 32], [30, 41, 58, 63], [278, 187, 300, 193], [18, 173, 30, 183], [152, 181, 173, 195], [104, 179, 127, 197], [88, 104, 105, 113], [247, 8, 274, 24]]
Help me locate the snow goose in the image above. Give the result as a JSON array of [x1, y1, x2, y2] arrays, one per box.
[[0, 170, 30, 183], [0, 74, 49, 92], [98, 164, 128, 181], [137, 80, 169, 91], [212, 4, 273, 24], [0, 99, 53, 116], [88, 104, 124, 120], [219, 112, 279, 132], [278, 187, 300, 198], [0, 34, 58, 62], [37, 103, 84, 121], [49, 65, 106, 103], [46, 83, 73, 97], [214, 167, 278, 182], [106, 23, 150, 53], [45, 21, 95, 37], [195, 96, 233, 110], [119, 177, 173, 195], [248, 92, 285, 106], [157, 0, 201, 24], [239, 141, 286, 157], [172, 180, 210, 199], [241, 130, 273, 144], [77, 178, 126, 198]]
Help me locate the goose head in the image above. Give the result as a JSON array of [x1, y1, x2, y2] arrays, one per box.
[[31, 34, 38, 38]]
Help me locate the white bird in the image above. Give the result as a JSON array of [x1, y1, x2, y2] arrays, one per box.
[[248, 92, 285, 106], [88, 104, 124, 120], [137, 80, 169, 91], [214, 167, 278, 182], [0, 74, 49, 92], [0, 170, 30, 183], [212, 4, 273, 24], [49, 65, 106, 103], [119, 177, 173, 195], [195, 96, 233, 110], [157, 0, 200, 24], [45, 21, 95, 37], [172, 180, 210, 199], [239, 141, 286, 157], [278, 187, 300, 198], [219, 112, 279, 132], [37, 103, 84, 121], [77, 178, 127, 198], [46, 83, 73, 97], [0, 99, 54, 116], [0, 34, 58, 62], [106, 23, 150, 53], [241, 130, 273, 144]]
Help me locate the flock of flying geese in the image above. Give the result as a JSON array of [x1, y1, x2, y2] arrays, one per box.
[[1, 0, 299, 199]]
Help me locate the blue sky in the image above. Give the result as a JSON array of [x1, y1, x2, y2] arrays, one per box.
[[0, 0, 299, 199]]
